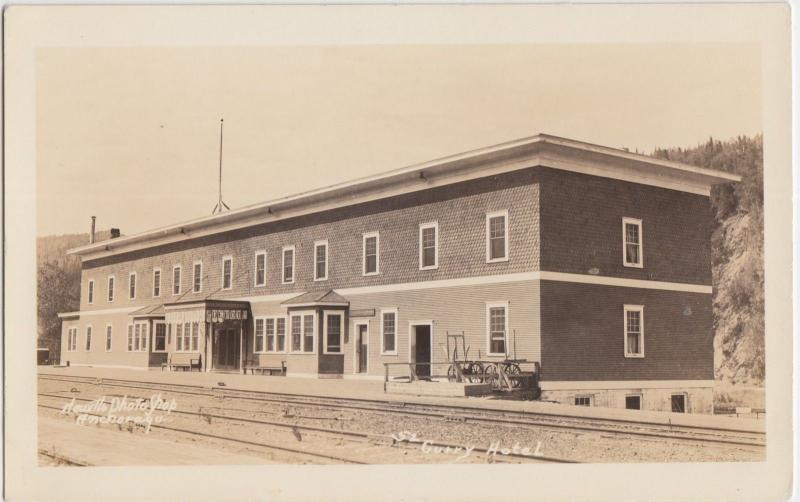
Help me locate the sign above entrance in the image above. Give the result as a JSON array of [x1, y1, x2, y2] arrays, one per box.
[[206, 309, 248, 323]]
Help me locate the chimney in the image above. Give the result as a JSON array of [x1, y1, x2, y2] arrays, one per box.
[[89, 216, 96, 244], [110, 228, 121, 239]]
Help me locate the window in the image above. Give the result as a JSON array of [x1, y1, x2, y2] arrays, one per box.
[[84, 326, 92, 351], [105, 325, 113, 352], [276, 317, 286, 352], [255, 316, 287, 353], [381, 309, 397, 355], [323, 311, 343, 354], [154, 322, 167, 352], [222, 256, 233, 290], [127, 324, 134, 351], [193, 261, 202, 293], [419, 222, 438, 270], [282, 245, 295, 284], [486, 302, 509, 356], [486, 210, 509, 262], [314, 240, 328, 281], [175, 322, 197, 352], [254, 251, 267, 287], [671, 394, 687, 413], [625, 395, 642, 410], [67, 327, 78, 351], [574, 396, 592, 406], [127, 322, 148, 352], [363, 232, 380, 275], [255, 318, 265, 352], [172, 265, 182, 295], [624, 305, 644, 357], [623, 217, 643, 267], [107, 276, 115, 302], [191, 322, 199, 351], [289, 312, 315, 353], [87, 279, 94, 304], [175, 323, 183, 351], [129, 272, 137, 299], [153, 269, 161, 297]]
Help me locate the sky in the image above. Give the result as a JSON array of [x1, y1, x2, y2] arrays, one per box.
[[36, 44, 761, 237]]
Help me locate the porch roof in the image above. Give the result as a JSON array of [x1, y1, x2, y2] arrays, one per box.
[[129, 304, 166, 318], [281, 290, 350, 308]]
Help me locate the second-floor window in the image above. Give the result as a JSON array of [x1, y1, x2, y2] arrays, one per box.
[[623, 217, 643, 267], [87, 279, 94, 304], [173, 266, 181, 295], [254, 251, 266, 287], [282, 245, 295, 284], [314, 240, 328, 281], [222, 256, 233, 290], [363, 232, 379, 275], [153, 269, 161, 297], [193, 262, 202, 293], [107, 276, 115, 302], [419, 222, 439, 270], [129, 272, 137, 299], [486, 210, 509, 262]]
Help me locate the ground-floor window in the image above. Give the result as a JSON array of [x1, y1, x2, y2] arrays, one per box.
[[176, 322, 199, 352], [486, 301, 509, 356], [256, 316, 287, 353], [85, 326, 93, 351], [67, 327, 78, 351], [127, 322, 149, 352], [105, 325, 113, 352], [624, 305, 644, 357], [323, 311, 344, 354], [381, 309, 397, 354], [671, 393, 687, 413], [153, 322, 167, 352], [289, 312, 315, 353], [625, 394, 642, 410], [574, 395, 592, 406]]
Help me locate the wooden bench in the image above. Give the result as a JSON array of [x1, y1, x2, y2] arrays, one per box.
[[246, 361, 286, 376], [164, 353, 202, 372]]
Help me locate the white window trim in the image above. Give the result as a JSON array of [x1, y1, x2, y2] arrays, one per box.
[[87, 279, 95, 305], [152, 321, 168, 353], [322, 310, 344, 354], [175, 321, 199, 353], [172, 265, 182, 295], [105, 324, 113, 352], [418, 221, 439, 270], [84, 325, 93, 352], [353, 321, 369, 374], [671, 392, 689, 413], [626, 393, 644, 410], [486, 301, 510, 357], [314, 240, 329, 282], [622, 217, 644, 268], [380, 308, 399, 356], [288, 310, 316, 354], [67, 327, 78, 352], [221, 255, 233, 290], [107, 275, 115, 303], [362, 232, 380, 276], [192, 261, 203, 293], [152, 268, 161, 298], [254, 250, 267, 287], [485, 210, 510, 263], [129, 272, 137, 300], [574, 395, 593, 406], [282, 245, 296, 284], [624, 304, 645, 358], [253, 316, 288, 354]]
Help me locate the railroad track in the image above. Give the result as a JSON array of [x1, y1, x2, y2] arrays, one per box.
[[39, 374, 765, 452]]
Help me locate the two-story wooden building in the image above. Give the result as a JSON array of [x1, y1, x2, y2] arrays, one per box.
[[58, 134, 739, 413]]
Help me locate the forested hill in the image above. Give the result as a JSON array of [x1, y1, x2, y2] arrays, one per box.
[[653, 135, 764, 385]]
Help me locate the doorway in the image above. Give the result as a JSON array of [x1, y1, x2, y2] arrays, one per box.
[[355, 322, 368, 374], [410, 323, 432, 379], [215, 326, 240, 370]]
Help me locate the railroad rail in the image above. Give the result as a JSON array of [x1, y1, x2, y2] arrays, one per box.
[[38, 374, 765, 452]]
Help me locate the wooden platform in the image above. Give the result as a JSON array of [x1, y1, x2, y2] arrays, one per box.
[[385, 380, 492, 397]]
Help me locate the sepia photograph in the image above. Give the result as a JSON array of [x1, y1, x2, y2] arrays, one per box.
[[4, 3, 794, 501]]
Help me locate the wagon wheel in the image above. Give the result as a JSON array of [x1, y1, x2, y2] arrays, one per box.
[[504, 363, 522, 388], [447, 364, 459, 383], [466, 362, 484, 383], [484, 364, 500, 389]]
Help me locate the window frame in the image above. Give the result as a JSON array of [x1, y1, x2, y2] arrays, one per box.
[[671, 393, 688, 413], [322, 310, 344, 354], [152, 268, 161, 298], [221, 255, 233, 291], [152, 321, 168, 353], [314, 240, 329, 282], [172, 265, 182, 295], [380, 308, 399, 356], [485, 210, 510, 263], [67, 327, 78, 352], [623, 304, 645, 358], [107, 275, 115, 303], [87, 279, 94, 305], [574, 395, 593, 406], [127, 321, 149, 352], [418, 221, 439, 270], [282, 245, 296, 284], [84, 325, 93, 351], [362, 231, 380, 276], [192, 261, 202, 293], [254, 250, 267, 287], [105, 324, 113, 352], [486, 301, 510, 357], [253, 316, 287, 354], [622, 217, 644, 268], [288, 310, 316, 354], [625, 394, 643, 410], [129, 272, 137, 300]]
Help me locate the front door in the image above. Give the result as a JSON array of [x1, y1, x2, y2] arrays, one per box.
[[215, 327, 240, 370], [357, 324, 368, 373], [413, 325, 431, 379]]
